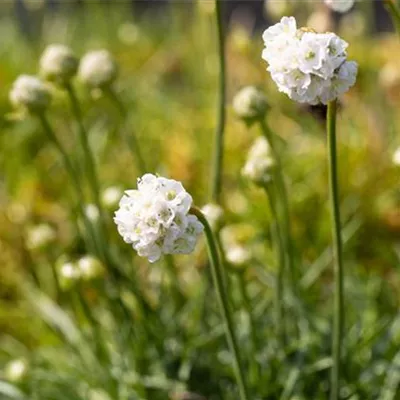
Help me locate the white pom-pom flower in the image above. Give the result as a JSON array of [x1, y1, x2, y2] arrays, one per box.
[[9, 75, 51, 112], [78, 50, 118, 88], [324, 0, 354, 13], [114, 174, 204, 263], [261, 16, 358, 105], [39, 44, 78, 83], [242, 136, 275, 185]]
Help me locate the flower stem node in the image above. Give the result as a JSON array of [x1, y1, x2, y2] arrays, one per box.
[[114, 174, 204, 263], [9, 75, 51, 113], [78, 50, 118, 89], [39, 44, 79, 85], [242, 136, 276, 186], [233, 86, 269, 126]]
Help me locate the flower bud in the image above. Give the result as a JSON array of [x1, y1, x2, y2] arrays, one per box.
[[78, 50, 118, 89], [77, 255, 105, 281], [324, 0, 354, 13], [57, 261, 81, 291], [101, 186, 123, 210], [233, 86, 268, 123], [39, 44, 78, 84], [9, 75, 51, 113], [242, 136, 275, 186], [201, 203, 224, 230], [4, 359, 29, 383], [25, 224, 56, 251]]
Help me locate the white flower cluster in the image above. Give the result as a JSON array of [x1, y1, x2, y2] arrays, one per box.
[[9, 75, 51, 112], [39, 44, 78, 83], [242, 136, 275, 185], [324, 0, 355, 13], [114, 174, 204, 263], [262, 17, 358, 105], [78, 50, 118, 88]]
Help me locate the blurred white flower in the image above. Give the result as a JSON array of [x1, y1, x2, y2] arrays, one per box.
[[201, 203, 224, 230], [25, 224, 56, 251], [85, 204, 100, 222], [78, 50, 118, 88], [242, 136, 275, 185], [9, 75, 51, 112], [39, 44, 78, 83], [101, 186, 123, 210], [58, 261, 81, 290], [225, 245, 251, 267], [261, 16, 358, 105], [324, 0, 354, 13], [306, 10, 332, 33], [264, 0, 292, 20], [77, 255, 105, 281], [232, 86, 268, 120], [393, 148, 400, 166], [114, 174, 204, 263], [4, 359, 28, 382]]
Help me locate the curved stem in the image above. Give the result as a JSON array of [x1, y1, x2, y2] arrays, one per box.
[[210, 0, 226, 204], [104, 87, 147, 174], [190, 207, 250, 400], [259, 119, 296, 287], [327, 100, 344, 400]]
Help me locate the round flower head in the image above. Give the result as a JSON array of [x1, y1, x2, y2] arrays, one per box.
[[78, 50, 118, 88], [324, 0, 354, 13], [4, 359, 29, 383], [39, 44, 78, 84], [232, 86, 269, 123], [9, 75, 51, 113], [114, 174, 204, 263], [242, 136, 275, 185], [261, 16, 358, 105]]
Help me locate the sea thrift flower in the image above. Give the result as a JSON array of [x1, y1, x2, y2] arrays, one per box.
[[261, 16, 358, 105], [242, 136, 275, 185], [201, 203, 224, 230], [9, 75, 51, 112], [39, 44, 78, 84], [324, 0, 354, 13], [78, 255, 105, 281], [85, 204, 100, 222], [233, 86, 269, 122], [58, 261, 81, 291], [78, 50, 118, 88], [4, 359, 29, 383], [25, 224, 56, 251], [102, 186, 123, 210], [114, 174, 204, 263]]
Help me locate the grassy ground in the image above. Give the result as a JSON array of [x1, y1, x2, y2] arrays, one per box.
[[1, 1, 400, 399]]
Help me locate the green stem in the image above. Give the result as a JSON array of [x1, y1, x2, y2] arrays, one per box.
[[65, 82, 103, 215], [384, 0, 400, 37], [237, 272, 259, 385], [210, 0, 226, 204], [327, 100, 344, 400], [104, 87, 147, 174], [264, 184, 286, 344], [190, 207, 250, 400]]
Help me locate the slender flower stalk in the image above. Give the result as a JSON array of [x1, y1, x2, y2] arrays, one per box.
[[327, 100, 344, 400], [103, 86, 147, 174], [259, 119, 296, 287], [210, 0, 226, 203], [190, 207, 250, 400], [263, 183, 286, 343]]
